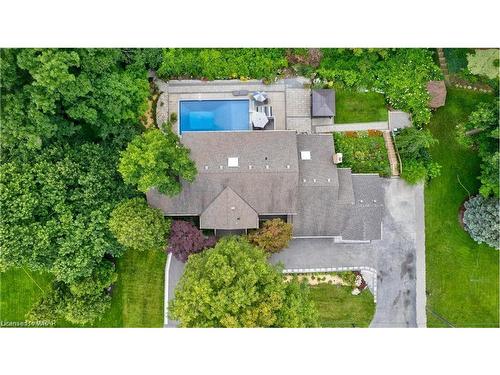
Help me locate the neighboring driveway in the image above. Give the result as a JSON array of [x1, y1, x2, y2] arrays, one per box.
[[270, 178, 424, 328], [165, 178, 425, 328]]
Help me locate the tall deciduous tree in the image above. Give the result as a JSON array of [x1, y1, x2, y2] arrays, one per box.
[[118, 128, 197, 195], [0, 48, 149, 154], [109, 197, 171, 252], [169, 237, 318, 327], [457, 102, 499, 197]]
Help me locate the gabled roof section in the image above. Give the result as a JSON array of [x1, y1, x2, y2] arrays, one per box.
[[200, 187, 259, 230]]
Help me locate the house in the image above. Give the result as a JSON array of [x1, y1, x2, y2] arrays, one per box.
[[147, 130, 384, 241]]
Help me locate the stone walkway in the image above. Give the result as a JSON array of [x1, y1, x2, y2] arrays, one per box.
[[331, 121, 389, 132], [436, 48, 450, 82], [383, 131, 400, 176]]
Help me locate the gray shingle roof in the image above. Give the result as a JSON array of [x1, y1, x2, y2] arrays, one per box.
[[200, 187, 259, 230], [147, 130, 384, 241], [292, 173, 383, 240], [312, 89, 335, 117], [147, 131, 299, 216]]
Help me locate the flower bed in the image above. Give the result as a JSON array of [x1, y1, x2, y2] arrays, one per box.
[[333, 131, 391, 177]]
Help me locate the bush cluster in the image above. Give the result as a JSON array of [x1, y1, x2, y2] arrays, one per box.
[[463, 195, 499, 249], [317, 48, 442, 126], [394, 127, 441, 184], [333, 131, 391, 177], [248, 219, 293, 254], [157, 48, 288, 82], [167, 220, 216, 262]]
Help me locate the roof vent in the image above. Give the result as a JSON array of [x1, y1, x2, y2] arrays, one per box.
[[265, 165, 269, 169], [228, 157, 239, 167], [327, 178, 331, 182], [313, 178, 317, 183], [286, 165, 290, 169], [248, 165, 252, 170], [303, 179, 307, 183], [219, 165, 224, 170], [333, 153, 343, 164], [204, 165, 209, 170], [301, 151, 311, 160]]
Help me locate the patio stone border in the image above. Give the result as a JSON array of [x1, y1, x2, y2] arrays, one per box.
[[282, 266, 378, 303]]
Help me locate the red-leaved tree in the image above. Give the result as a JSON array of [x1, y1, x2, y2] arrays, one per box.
[[167, 220, 216, 262]]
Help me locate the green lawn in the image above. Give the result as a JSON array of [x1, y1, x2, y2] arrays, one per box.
[[0, 249, 166, 328], [335, 90, 388, 123], [0, 268, 53, 326], [425, 88, 499, 328], [309, 284, 375, 327], [333, 131, 391, 177]]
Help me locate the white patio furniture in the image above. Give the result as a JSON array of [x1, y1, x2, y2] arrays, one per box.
[[251, 111, 269, 129]]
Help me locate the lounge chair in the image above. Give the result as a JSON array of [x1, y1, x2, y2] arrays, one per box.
[[256, 105, 273, 119]]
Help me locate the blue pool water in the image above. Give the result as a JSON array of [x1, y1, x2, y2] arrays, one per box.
[[179, 99, 250, 134]]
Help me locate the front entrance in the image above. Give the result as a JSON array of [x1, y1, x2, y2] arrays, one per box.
[[214, 229, 247, 238]]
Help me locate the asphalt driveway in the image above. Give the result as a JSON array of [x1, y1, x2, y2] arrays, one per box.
[[270, 178, 424, 328]]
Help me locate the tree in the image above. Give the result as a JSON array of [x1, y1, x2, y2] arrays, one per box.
[[463, 195, 499, 249], [118, 128, 197, 195], [317, 48, 442, 126], [248, 218, 293, 254], [0, 48, 153, 325], [169, 237, 318, 327], [457, 102, 499, 197], [1, 48, 149, 154], [395, 127, 441, 184], [167, 220, 216, 262], [109, 197, 171, 252], [27, 279, 113, 325]]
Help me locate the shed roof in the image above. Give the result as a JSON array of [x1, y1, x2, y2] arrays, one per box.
[[427, 80, 447, 108], [312, 89, 335, 117]]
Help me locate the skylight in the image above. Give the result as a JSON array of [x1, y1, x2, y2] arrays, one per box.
[[228, 157, 239, 167], [300, 151, 311, 160]]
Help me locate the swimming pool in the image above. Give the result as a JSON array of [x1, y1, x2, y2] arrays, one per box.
[[179, 99, 250, 134]]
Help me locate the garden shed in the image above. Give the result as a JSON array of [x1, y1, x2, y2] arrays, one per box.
[[312, 89, 335, 117]]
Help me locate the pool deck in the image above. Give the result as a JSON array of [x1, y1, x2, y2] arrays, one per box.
[[154, 77, 315, 134]]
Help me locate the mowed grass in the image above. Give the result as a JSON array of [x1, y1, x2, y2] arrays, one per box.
[[0, 249, 166, 328], [309, 284, 375, 327], [335, 90, 388, 123], [0, 268, 53, 325], [425, 88, 499, 327]]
